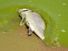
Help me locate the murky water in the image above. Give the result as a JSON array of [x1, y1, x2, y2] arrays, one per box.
[[0, 0, 68, 49]]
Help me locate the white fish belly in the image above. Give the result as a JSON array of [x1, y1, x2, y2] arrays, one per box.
[[26, 12, 45, 40]]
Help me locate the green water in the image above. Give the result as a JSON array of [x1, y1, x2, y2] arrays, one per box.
[[0, 0, 68, 47]]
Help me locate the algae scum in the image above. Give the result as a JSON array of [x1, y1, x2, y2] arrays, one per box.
[[0, 0, 68, 47]]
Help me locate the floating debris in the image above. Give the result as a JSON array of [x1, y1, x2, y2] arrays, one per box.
[[61, 29, 66, 32], [62, 2, 67, 6], [28, 0, 32, 3], [58, 14, 61, 17], [51, 37, 61, 47]]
